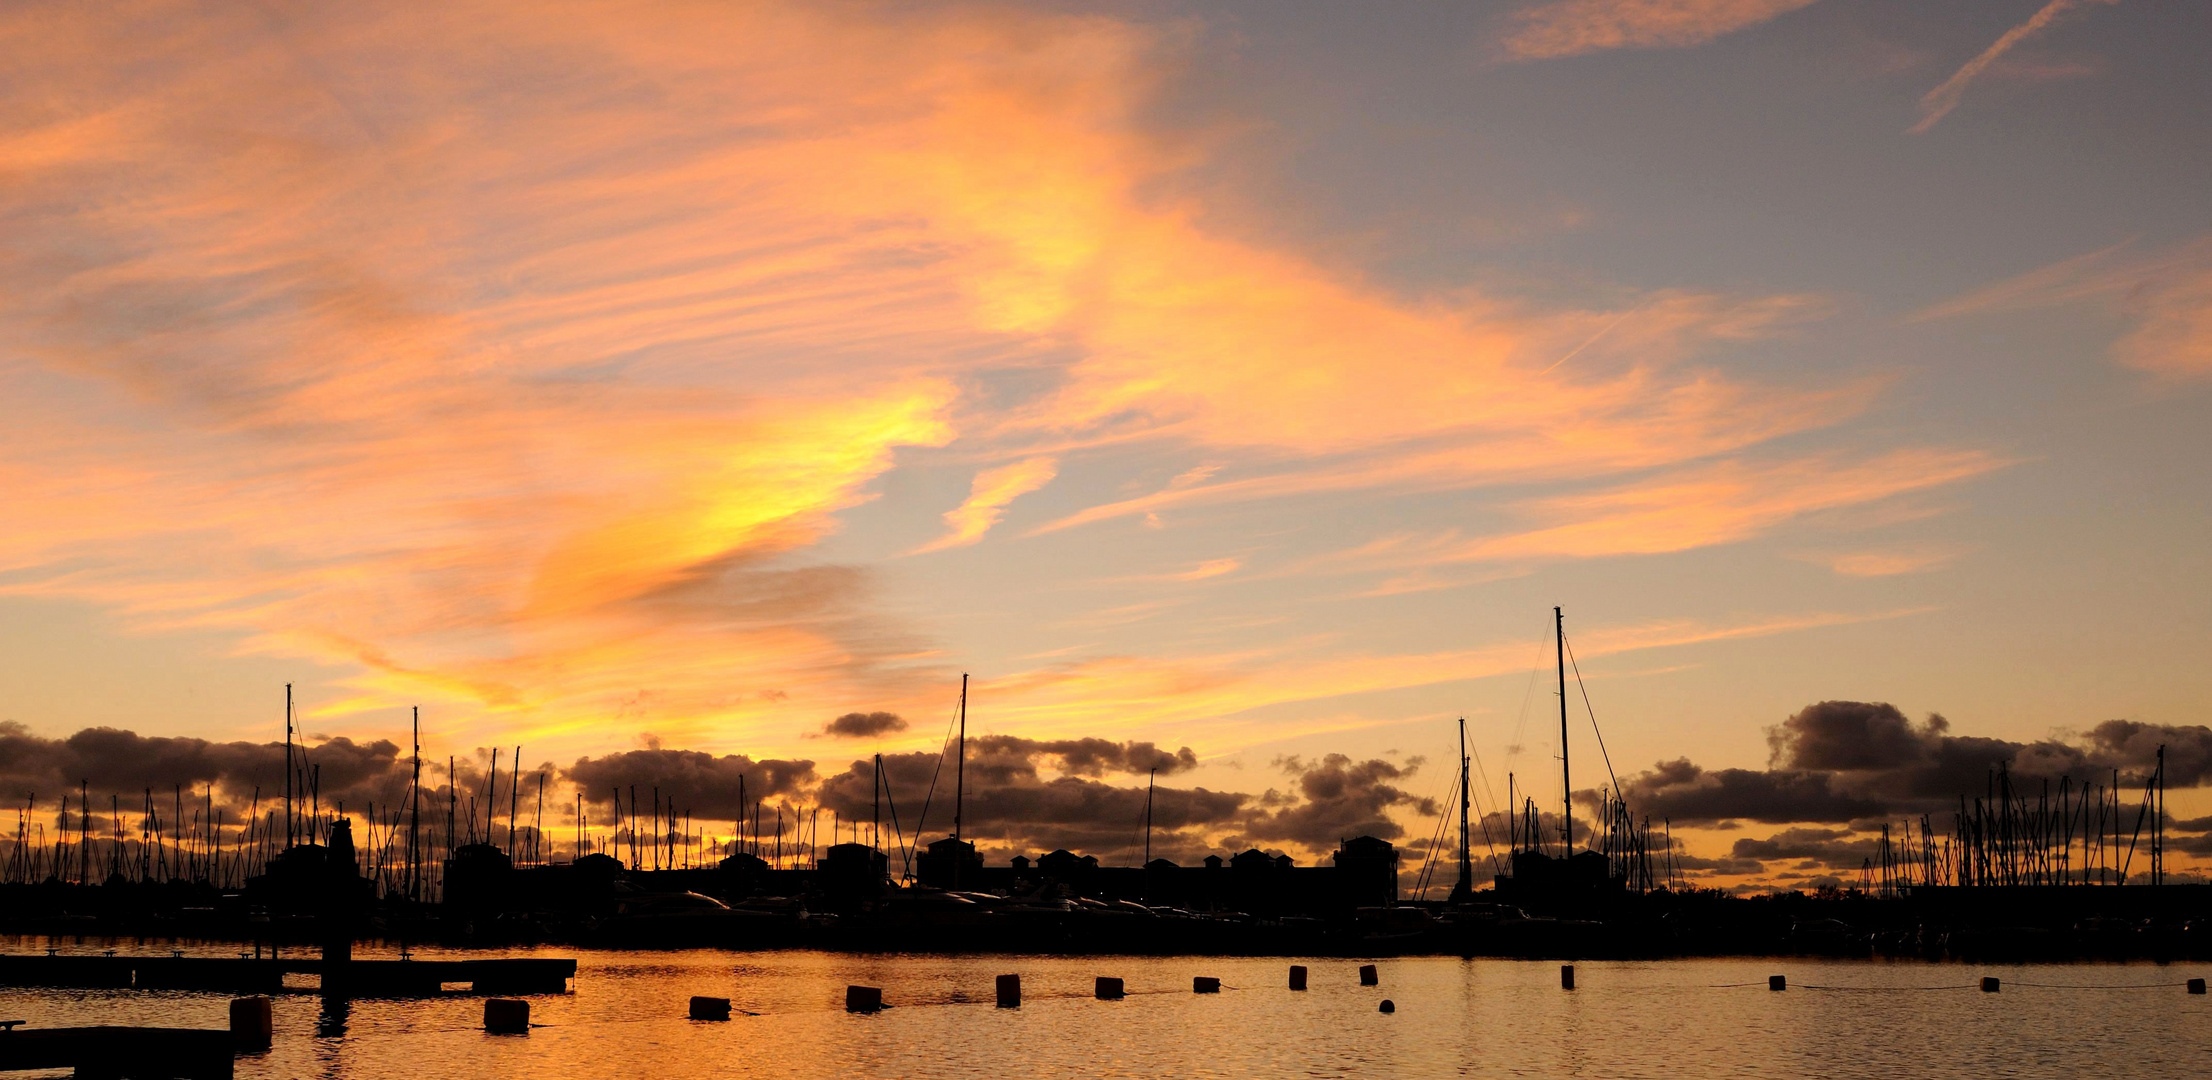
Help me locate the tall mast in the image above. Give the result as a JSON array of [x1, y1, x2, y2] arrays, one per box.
[[284, 684, 295, 849], [953, 673, 968, 842], [509, 746, 521, 855], [407, 706, 421, 901], [533, 773, 544, 866], [1143, 767, 1156, 865], [1455, 716, 1472, 899], [1557, 605, 1571, 857], [872, 754, 882, 850]]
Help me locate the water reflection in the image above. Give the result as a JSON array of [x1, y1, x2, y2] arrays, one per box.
[[0, 947, 2205, 1079], [316, 994, 350, 1039]]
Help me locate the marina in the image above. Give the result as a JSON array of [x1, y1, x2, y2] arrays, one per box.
[[0, 947, 2204, 1079], [2, 1, 2208, 1075]]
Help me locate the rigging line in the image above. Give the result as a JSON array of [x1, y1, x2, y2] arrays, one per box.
[[1411, 739, 1464, 897], [883, 772, 911, 881], [1467, 743, 1505, 853], [906, 686, 965, 875], [1503, 623, 1552, 768], [1411, 768, 1458, 900], [1560, 631, 1623, 801], [1467, 748, 1504, 876]]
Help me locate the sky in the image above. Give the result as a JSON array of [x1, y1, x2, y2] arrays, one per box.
[[1, 0, 2209, 890]]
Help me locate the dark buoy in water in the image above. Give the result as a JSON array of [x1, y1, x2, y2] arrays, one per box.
[[997, 974, 1021, 1007], [1359, 964, 1378, 986], [230, 996, 273, 1049], [1769, 975, 1786, 991], [846, 985, 885, 1012], [1193, 976, 1221, 994], [1378, 999, 1395, 1014], [1980, 977, 2000, 993], [2190, 979, 2206, 995], [483, 998, 529, 1034], [688, 996, 731, 1021], [1095, 977, 1126, 1000], [1288, 965, 1308, 991]]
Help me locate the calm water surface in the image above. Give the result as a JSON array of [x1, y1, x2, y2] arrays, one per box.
[[1, 941, 2205, 1078]]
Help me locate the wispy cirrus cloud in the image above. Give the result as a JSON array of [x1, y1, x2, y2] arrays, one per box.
[[1501, 0, 1820, 60], [1306, 449, 2005, 582], [1795, 547, 1967, 578], [912, 456, 1060, 554], [1916, 237, 2212, 377], [0, 0, 1994, 761], [1910, 0, 2125, 134], [971, 606, 1934, 742]]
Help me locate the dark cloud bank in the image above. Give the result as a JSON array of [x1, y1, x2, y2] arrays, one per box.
[[1605, 701, 2212, 883], [820, 711, 907, 738], [8, 701, 2201, 885], [0, 721, 410, 825], [0, 722, 1420, 863]]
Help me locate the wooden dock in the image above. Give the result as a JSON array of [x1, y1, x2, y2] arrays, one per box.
[[0, 955, 573, 996], [0, 1025, 233, 1079]]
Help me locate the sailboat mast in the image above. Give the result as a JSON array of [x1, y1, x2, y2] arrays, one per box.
[[407, 706, 421, 900], [284, 684, 295, 849], [954, 673, 968, 842], [1557, 605, 1571, 857], [1457, 716, 1472, 898], [1143, 767, 1156, 865]]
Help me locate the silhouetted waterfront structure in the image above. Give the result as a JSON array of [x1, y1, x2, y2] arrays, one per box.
[[0, 664, 2203, 961]]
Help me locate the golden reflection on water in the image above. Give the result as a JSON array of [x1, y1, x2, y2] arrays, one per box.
[[0, 944, 2206, 1078]]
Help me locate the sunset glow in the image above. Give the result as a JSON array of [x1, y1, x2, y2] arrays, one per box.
[[2, 0, 2207, 890]]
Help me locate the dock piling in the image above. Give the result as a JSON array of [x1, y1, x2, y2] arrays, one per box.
[[1288, 965, 1307, 991], [996, 974, 1021, 1008], [1769, 975, 1786, 991], [2189, 979, 2206, 995], [1095, 976, 1125, 1000], [1980, 977, 2000, 993], [1561, 965, 1575, 991], [1358, 964, 1378, 986]]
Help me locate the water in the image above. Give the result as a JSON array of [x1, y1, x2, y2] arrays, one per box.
[[1, 942, 2206, 1078]]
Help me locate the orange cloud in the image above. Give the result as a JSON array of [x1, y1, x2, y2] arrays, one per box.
[[1917, 237, 2212, 377], [1306, 449, 2004, 577], [1796, 548, 1966, 577], [970, 606, 1932, 743], [912, 456, 1060, 554], [0, 0, 1995, 760], [1502, 0, 1819, 60], [1162, 558, 1242, 582], [1911, 0, 2124, 134]]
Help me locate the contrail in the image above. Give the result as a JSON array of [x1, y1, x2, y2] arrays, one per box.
[[1911, 0, 2123, 135], [1540, 303, 1646, 375]]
